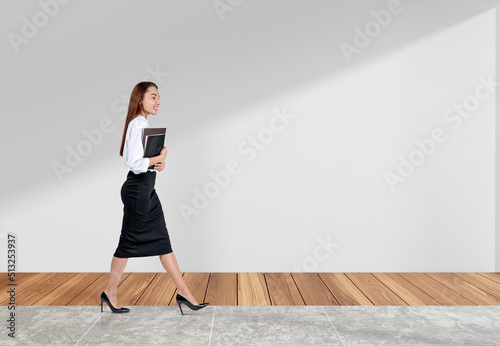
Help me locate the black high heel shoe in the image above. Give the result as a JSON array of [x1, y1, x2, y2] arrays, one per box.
[[100, 291, 130, 313], [176, 293, 209, 315]]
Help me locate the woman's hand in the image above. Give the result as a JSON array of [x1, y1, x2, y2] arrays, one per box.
[[148, 147, 167, 170], [154, 160, 165, 172]]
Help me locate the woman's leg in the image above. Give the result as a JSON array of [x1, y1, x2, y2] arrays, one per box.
[[159, 252, 200, 305], [104, 256, 128, 308]]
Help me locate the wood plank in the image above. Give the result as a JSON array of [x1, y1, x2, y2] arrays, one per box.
[[115, 272, 156, 306], [35, 273, 102, 306], [454, 273, 500, 301], [205, 273, 237, 305], [179, 272, 211, 305], [17, 273, 76, 305], [478, 273, 500, 284], [67, 272, 130, 306], [136, 273, 177, 306], [265, 273, 304, 306], [291, 273, 338, 305], [372, 273, 441, 306], [345, 273, 406, 306], [238, 273, 270, 305], [4, 272, 500, 307], [165, 272, 210, 306], [319, 273, 373, 306], [426, 273, 500, 306], [0, 273, 48, 305], [1, 273, 48, 289], [0, 272, 14, 286], [399, 273, 474, 305]]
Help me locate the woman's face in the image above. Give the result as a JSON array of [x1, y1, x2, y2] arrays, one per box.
[[140, 86, 161, 116]]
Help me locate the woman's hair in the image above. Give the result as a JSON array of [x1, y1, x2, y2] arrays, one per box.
[[119, 81, 158, 156]]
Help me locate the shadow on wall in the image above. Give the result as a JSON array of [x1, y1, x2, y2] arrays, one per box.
[[0, 0, 497, 200]]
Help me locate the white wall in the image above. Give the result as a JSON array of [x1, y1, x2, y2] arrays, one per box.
[[0, 0, 497, 272]]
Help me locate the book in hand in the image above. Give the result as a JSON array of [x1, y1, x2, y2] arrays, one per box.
[[142, 127, 166, 170]]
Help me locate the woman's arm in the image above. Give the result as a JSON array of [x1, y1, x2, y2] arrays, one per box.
[[148, 147, 167, 167], [125, 123, 167, 173], [125, 126, 150, 173]]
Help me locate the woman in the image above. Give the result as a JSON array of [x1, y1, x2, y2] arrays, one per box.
[[100, 81, 209, 315]]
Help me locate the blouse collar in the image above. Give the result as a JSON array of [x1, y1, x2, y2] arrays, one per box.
[[136, 114, 148, 122]]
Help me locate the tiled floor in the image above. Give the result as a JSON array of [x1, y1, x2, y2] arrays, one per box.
[[0, 306, 499, 345]]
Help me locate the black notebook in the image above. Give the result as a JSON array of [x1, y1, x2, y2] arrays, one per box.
[[142, 127, 166, 169]]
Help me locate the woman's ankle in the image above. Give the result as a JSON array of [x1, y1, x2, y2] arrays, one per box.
[[177, 289, 190, 297], [105, 287, 118, 295]]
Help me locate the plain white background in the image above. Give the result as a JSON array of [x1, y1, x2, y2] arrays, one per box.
[[0, 0, 498, 272]]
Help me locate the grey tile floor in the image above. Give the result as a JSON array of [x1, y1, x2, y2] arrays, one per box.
[[0, 305, 499, 345]]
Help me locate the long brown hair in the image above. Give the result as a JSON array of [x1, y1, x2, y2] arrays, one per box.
[[119, 81, 158, 156]]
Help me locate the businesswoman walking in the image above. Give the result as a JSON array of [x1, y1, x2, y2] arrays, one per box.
[[100, 81, 209, 314]]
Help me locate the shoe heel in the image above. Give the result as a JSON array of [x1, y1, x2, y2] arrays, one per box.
[[175, 293, 209, 315], [99, 291, 130, 314]]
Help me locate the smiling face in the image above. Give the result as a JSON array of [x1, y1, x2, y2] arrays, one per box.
[[139, 86, 160, 117]]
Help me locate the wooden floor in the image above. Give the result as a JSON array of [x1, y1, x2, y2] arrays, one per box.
[[1, 273, 500, 306]]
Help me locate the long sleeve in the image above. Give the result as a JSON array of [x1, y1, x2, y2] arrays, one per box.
[[124, 122, 150, 174]]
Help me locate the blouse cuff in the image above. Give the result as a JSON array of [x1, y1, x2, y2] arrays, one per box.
[[142, 157, 150, 172]]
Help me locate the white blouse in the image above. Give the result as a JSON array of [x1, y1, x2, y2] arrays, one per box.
[[123, 115, 158, 174]]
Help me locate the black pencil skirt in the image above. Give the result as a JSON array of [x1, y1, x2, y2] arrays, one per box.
[[113, 170, 173, 258]]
